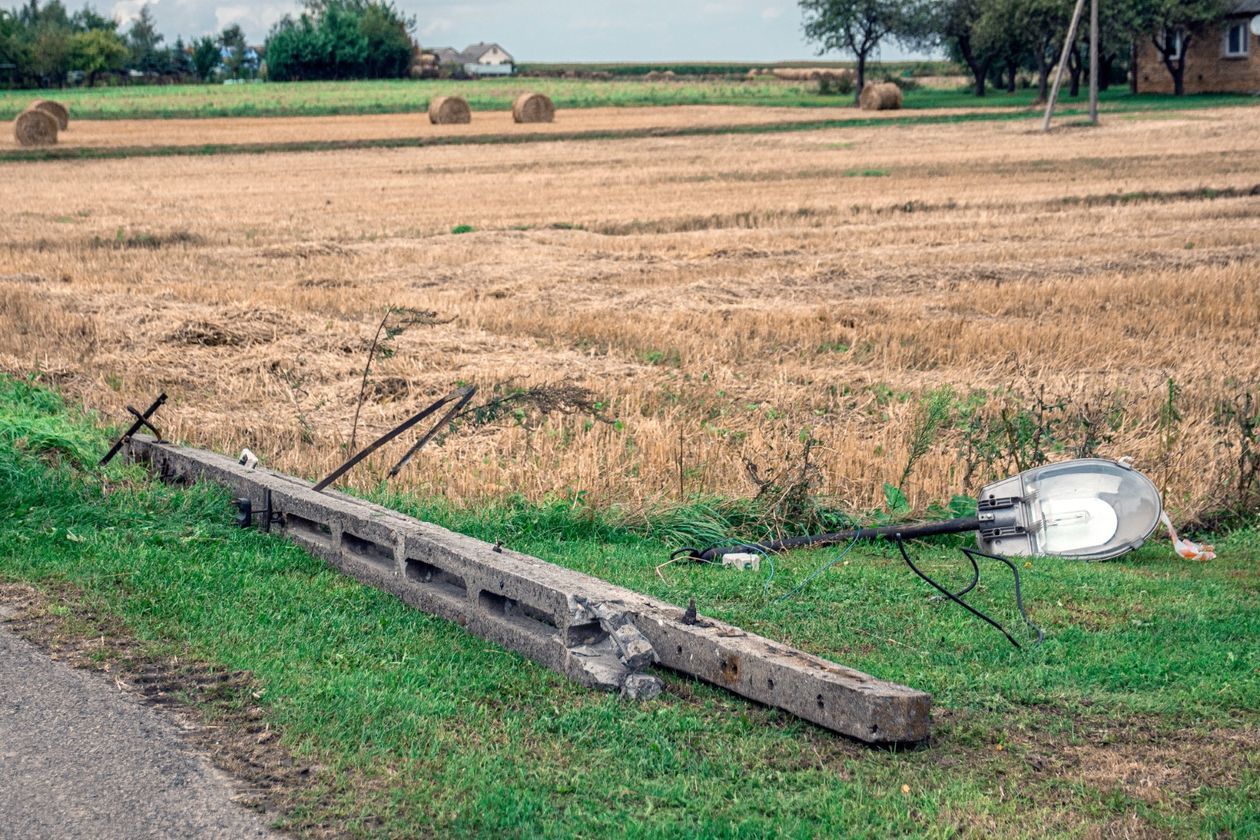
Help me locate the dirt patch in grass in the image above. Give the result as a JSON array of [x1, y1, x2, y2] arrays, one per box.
[[1062, 723, 1259, 809], [1007, 709, 1260, 813], [0, 581, 336, 838]]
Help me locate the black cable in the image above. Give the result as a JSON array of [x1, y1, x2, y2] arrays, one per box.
[[673, 515, 982, 563], [896, 536, 1043, 649], [959, 546, 1045, 646]]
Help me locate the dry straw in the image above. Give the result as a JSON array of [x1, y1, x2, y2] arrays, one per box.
[[772, 68, 844, 82], [428, 96, 471, 125], [30, 99, 69, 130], [859, 83, 903, 111], [512, 92, 555, 124], [14, 108, 58, 147]]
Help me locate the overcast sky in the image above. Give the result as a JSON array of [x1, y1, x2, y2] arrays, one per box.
[[103, 0, 928, 62]]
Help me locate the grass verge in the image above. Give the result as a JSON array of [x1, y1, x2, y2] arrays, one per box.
[[1, 77, 1253, 122], [1, 375, 1257, 837]]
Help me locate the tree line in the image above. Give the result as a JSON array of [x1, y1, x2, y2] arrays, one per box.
[[2, 0, 1230, 93], [0, 1, 254, 86], [803, 0, 1230, 99], [0, 0, 415, 87]]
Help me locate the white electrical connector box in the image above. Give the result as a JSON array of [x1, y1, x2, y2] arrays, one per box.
[[238, 448, 259, 470], [721, 552, 761, 571]]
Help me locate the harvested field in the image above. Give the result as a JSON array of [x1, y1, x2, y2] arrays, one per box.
[[0, 104, 1009, 152], [1, 106, 1258, 521]]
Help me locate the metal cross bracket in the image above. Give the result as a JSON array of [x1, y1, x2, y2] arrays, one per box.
[[312, 386, 476, 493], [99, 393, 168, 467]]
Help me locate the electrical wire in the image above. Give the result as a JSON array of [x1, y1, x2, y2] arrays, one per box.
[[895, 536, 1044, 649], [672, 515, 981, 563], [772, 533, 860, 604]]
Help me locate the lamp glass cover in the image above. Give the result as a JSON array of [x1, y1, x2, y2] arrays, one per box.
[[1023, 459, 1162, 560]]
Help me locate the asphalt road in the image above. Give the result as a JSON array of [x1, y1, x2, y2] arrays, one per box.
[[0, 624, 279, 840]]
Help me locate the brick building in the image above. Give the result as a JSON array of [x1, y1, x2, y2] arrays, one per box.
[[1136, 0, 1260, 93]]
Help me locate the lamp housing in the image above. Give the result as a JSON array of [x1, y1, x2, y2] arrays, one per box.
[[975, 458, 1162, 561]]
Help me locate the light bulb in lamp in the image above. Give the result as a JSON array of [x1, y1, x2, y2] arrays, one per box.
[[975, 459, 1162, 561]]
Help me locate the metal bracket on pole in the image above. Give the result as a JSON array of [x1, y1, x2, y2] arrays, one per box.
[[99, 393, 168, 467], [1042, 0, 1089, 132], [313, 387, 476, 493]]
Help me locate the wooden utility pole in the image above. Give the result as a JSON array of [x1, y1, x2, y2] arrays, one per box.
[[1089, 0, 1100, 123], [1042, 0, 1089, 131]]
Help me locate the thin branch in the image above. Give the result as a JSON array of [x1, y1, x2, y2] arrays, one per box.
[[349, 307, 393, 451]]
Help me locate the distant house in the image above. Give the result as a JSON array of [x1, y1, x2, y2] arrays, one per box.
[[430, 43, 514, 77], [1136, 1, 1260, 93], [431, 47, 463, 67]]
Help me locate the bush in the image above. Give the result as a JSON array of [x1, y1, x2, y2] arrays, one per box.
[[266, 0, 414, 82], [817, 71, 854, 96]]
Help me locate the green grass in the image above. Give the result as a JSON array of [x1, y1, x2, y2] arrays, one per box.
[[1, 76, 1254, 122], [1, 374, 1257, 837], [515, 60, 957, 78]]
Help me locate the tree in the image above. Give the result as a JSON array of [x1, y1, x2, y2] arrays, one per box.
[[169, 36, 193, 78], [219, 22, 249, 79], [68, 27, 126, 85], [358, 1, 413, 77], [983, 0, 1068, 101], [1067, 32, 1083, 96], [930, 0, 997, 96], [799, 0, 924, 103], [191, 34, 219, 81], [1094, 0, 1146, 91], [19, 0, 73, 86], [265, 0, 415, 82], [28, 21, 71, 85], [0, 10, 29, 79], [126, 3, 164, 74], [71, 5, 117, 33], [1134, 0, 1227, 95]]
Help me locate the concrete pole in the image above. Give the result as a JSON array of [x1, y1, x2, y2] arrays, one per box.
[[1089, 0, 1100, 123], [1042, 0, 1089, 132]]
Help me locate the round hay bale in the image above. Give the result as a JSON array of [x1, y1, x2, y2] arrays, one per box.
[[882, 83, 904, 110], [512, 92, 555, 124], [428, 95, 471, 125], [14, 108, 58, 147], [859, 82, 903, 111], [30, 99, 69, 130]]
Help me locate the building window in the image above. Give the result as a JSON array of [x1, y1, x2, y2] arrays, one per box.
[[1163, 28, 1185, 60], [1224, 22, 1250, 57]]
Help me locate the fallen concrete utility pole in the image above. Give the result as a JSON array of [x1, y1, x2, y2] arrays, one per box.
[[125, 437, 932, 744]]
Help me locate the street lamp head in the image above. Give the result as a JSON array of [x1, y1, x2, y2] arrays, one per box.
[[975, 458, 1163, 561]]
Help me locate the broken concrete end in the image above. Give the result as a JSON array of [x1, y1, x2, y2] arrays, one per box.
[[621, 673, 664, 701]]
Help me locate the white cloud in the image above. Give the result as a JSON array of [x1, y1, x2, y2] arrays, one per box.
[[111, 0, 153, 26], [214, 3, 297, 36], [421, 17, 454, 38], [761, 5, 783, 20]]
